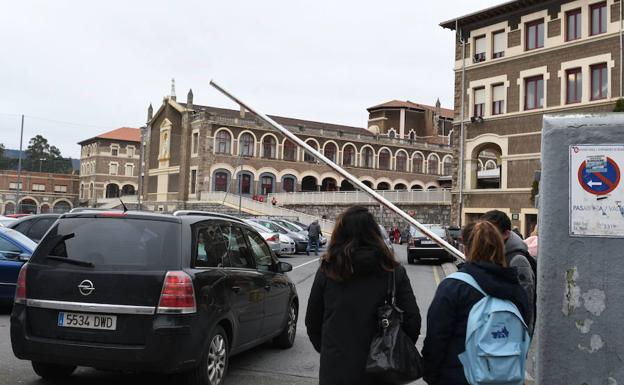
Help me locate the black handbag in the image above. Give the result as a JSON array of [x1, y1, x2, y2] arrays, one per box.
[[365, 269, 424, 384]]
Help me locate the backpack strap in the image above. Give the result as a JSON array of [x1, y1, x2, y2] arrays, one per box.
[[447, 272, 487, 297]]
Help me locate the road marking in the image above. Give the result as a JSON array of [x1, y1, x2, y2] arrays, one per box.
[[293, 258, 320, 270], [432, 265, 441, 286]]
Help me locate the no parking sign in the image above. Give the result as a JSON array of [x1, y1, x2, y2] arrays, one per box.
[[570, 145, 624, 237]]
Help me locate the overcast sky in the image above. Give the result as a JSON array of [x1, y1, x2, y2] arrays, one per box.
[[1, 0, 501, 158]]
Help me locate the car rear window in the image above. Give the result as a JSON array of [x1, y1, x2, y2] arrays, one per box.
[[410, 226, 446, 238], [31, 217, 180, 270]]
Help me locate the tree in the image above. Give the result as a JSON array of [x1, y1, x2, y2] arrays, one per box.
[[24, 135, 73, 173], [0, 143, 4, 159]]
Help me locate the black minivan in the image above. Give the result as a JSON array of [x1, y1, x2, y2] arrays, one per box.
[[11, 211, 298, 385]]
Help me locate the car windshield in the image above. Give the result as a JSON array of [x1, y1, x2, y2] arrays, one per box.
[[0, 228, 37, 251], [410, 225, 446, 238], [30, 218, 180, 270]]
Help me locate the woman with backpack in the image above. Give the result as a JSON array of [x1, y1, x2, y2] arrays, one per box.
[[306, 206, 421, 385], [422, 221, 530, 385]]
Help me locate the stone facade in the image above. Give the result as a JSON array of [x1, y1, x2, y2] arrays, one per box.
[[0, 170, 79, 214], [442, 0, 621, 236]]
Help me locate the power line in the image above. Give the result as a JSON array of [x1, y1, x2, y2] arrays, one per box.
[[0, 112, 119, 130]]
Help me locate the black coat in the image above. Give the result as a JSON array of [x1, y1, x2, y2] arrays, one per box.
[[422, 262, 529, 385], [305, 249, 421, 385]]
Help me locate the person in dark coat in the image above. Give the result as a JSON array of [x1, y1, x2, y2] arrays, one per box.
[[306, 206, 421, 385], [422, 221, 529, 385]]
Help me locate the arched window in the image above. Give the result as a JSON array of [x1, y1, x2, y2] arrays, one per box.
[[239, 133, 254, 157], [304, 141, 318, 163], [379, 149, 390, 170], [262, 136, 277, 159], [443, 157, 453, 176], [324, 143, 337, 163], [388, 129, 397, 139], [283, 140, 297, 161], [413, 153, 423, 173], [428, 155, 440, 175], [282, 176, 296, 192], [343, 145, 356, 166], [238, 173, 253, 195], [216, 130, 231, 154], [396, 152, 407, 172], [362, 148, 374, 168], [214, 172, 229, 192]]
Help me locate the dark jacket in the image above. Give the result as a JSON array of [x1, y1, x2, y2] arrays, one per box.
[[305, 249, 421, 385], [505, 231, 535, 333], [308, 221, 322, 238], [422, 262, 529, 385]]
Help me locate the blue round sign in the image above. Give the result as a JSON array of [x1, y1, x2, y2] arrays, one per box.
[[577, 157, 620, 196]]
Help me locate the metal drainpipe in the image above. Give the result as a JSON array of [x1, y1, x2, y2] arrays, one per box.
[[458, 22, 467, 227]]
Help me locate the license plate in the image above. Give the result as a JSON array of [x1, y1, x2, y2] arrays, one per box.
[[58, 312, 117, 330], [421, 240, 435, 245]]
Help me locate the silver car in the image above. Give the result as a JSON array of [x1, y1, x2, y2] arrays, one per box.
[[250, 219, 309, 253], [243, 220, 282, 255]]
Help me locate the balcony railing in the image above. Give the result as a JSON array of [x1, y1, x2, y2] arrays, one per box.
[[266, 189, 451, 205]]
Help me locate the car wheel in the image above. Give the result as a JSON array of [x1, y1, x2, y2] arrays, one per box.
[[407, 256, 413, 264], [31, 361, 76, 379], [181, 325, 228, 385], [273, 301, 298, 349]]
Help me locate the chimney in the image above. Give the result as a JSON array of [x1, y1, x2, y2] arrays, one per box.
[[187, 89, 193, 108], [147, 103, 153, 122]]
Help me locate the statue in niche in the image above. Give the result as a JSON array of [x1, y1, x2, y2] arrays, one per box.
[[159, 129, 170, 160]]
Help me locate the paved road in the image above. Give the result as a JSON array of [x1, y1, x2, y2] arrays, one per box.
[[0, 245, 442, 385]]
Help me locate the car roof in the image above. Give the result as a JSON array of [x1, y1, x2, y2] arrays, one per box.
[[60, 210, 182, 223]]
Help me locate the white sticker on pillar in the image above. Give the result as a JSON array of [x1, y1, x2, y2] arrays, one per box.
[[570, 145, 624, 237]]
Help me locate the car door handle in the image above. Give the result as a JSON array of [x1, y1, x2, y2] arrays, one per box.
[[231, 286, 241, 293], [264, 285, 271, 291]]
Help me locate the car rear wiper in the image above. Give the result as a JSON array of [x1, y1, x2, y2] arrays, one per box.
[[45, 256, 94, 268]]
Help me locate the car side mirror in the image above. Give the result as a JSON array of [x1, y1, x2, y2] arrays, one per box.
[[19, 253, 31, 262], [277, 261, 293, 273]]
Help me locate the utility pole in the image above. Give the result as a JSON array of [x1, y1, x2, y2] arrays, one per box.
[[15, 115, 24, 214], [138, 126, 145, 210]]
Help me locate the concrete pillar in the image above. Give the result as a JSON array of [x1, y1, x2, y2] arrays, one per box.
[[399, 108, 406, 138], [537, 115, 624, 384]]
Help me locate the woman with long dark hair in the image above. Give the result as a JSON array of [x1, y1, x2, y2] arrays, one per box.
[[306, 206, 421, 385], [422, 221, 529, 385]]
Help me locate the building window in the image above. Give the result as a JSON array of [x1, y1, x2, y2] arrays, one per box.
[[591, 63, 608, 100], [362, 148, 374, 168], [239, 133, 254, 157], [343, 145, 355, 166], [428, 156, 439, 175], [526, 19, 544, 50], [413, 154, 423, 173], [190, 169, 197, 195], [127, 146, 135, 157], [492, 31, 505, 58], [566, 8, 582, 41], [262, 136, 277, 159], [9, 182, 22, 190], [125, 164, 134, 176], [590, 2, 607, 36], [474, 35, 486, 63], [525, 76, 544, 110], [32, 184, 45, 192], [260, 176, 274, 195], [473, 87, 485, 117], [283, 140, 297, 161], [214, 172, 228, 192], [54, 185, 68, 193], [216, 131, 231, 154], [304, 141, 318, 163], [566, 68, 583, 104], [492, 84, 505, 115], [111, 146, 119, 156], [379, 149, 390, 170], [283, 177, 295, 193], [443, 157, 453, 176], [192, 132, 199, 155], [324, 143, 337, 163], [109, 163, 118, 175], [239, 174, 252, 195], [396, 152, 407, 172]]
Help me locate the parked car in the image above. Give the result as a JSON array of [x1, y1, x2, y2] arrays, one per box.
[[0, 227, 36, 305], [249, 219, 308, 253], [273, 218, 327, 247], [407, 224, 454, 264], [446, 225, 462, 249], [0, 216, 18, 227], [243, 219, 294, 256], [11, 211, 298, 385], [7, 214, 61, 243]]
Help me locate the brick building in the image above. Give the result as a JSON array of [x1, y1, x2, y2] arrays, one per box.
[[142, 90, 454, 212], [441, 0, 621, 235], [0, 170, 79, 215], [78, 127, 141, 207]]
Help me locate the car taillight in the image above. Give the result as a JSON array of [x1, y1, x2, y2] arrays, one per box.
[[15, 264, 28, 304], [157, 271, 196, 314], [266, 234, 279, 242]]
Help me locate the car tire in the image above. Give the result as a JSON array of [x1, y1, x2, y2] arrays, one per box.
[[273, 301, 297, 349], [181, 325, 229, 385], [31, 361, 76, 379], [407, 256, 413, 264]]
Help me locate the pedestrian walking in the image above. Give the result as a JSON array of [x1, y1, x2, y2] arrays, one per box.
[[423, 221, 530, 385], [307, 219, 322, 256], [271, 196, 277, 206], [306, 206, 421, 385], [393, 226, 401, 244], [480, 210, 536, 334], [401, 225, 411, 245]]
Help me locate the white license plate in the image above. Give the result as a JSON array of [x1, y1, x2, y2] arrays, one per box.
[[58, 312, 117, 330], [421, 240, 435, 245]]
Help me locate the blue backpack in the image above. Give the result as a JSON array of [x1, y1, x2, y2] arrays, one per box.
[[447, 272, 531, 385]]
